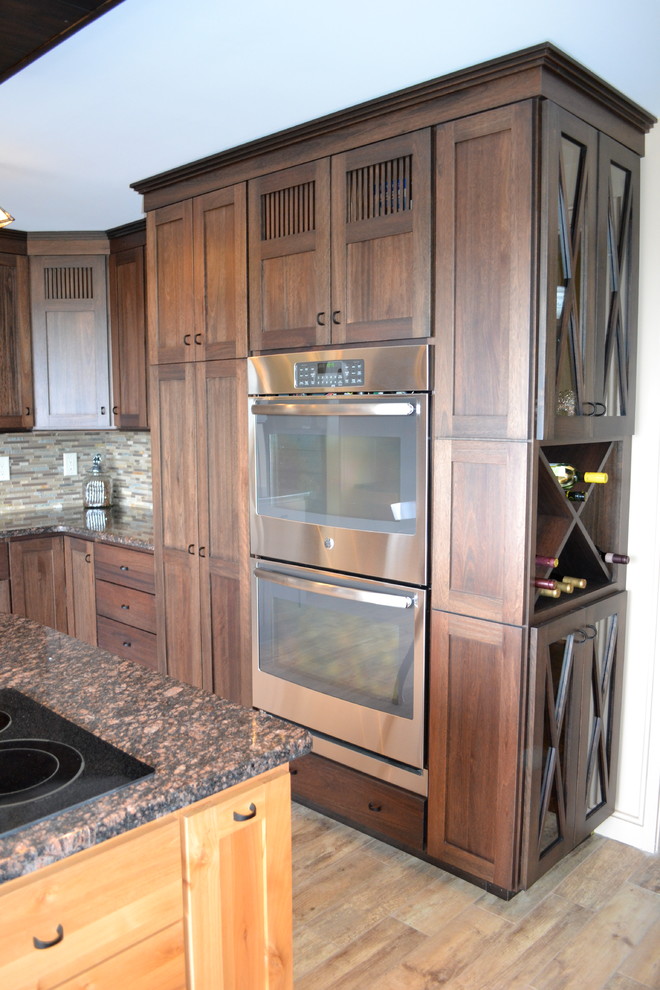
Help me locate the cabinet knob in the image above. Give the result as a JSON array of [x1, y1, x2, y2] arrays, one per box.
[[33, 925, 64, 950], [120, 565, 129, 571], [368, 801, 383, 813], [233, 802, 257, 822], [121, 604, 130, 610], [122, 641, 132, 648]]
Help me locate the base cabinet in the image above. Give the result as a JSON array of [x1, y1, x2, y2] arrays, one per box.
[[523, 592, 627, 887], [8, 536, 68, 634], [0, 765, 292, 990], [64, 537, 97, 646]]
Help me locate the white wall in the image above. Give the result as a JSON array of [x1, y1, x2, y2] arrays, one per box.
[[597, 125, 660, 853]]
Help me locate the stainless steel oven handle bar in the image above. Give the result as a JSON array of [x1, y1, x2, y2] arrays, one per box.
[[250, 402, 416, 417], [253, 567, 417, 609]]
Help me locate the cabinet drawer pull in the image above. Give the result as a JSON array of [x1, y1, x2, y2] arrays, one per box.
[[120, 565, 129, 571], [584, 624, 597, 639], [581, 401, 596, 416], [33, 924, 64, 950], [198, 546, 206, 558], [25, 406, 31, 416], [188, 544, 195, 554], [194, 333, 202, 345], [368, 801, 383, 813], [184, 334, 192, 345], [121, 604, 130, 610], [332, 310, 341, 325], [101, 406, 106, 415], [233, 802, 257, 822], [112, 405, 119, 415], [594, 402, 607, 416], [85, 553, 91, 563], [316, 312, 326, 326], [574, 628, 587, 643]]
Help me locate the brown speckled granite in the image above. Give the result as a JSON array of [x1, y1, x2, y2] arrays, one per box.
[[0, 506, 154, 550], [0, 613, 311, 883]]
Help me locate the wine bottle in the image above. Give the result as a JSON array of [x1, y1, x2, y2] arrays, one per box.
[[550, 463, 608, 489], [538, 587, 561, 598], [562, 575, 587, 589], [566, 490, 587, 502], [555, 580, 574, 593], [535, 554, 559, 568], [598, 548, 630, 565], [533, 578, 558, 591]]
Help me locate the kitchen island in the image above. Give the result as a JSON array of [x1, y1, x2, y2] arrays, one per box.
[[0, 612, 310, 989]]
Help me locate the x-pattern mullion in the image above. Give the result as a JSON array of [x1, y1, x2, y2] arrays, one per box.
[[537, 635, 573, 851], [555, 147, 588, 403], [602, 173, 632, 414], [584, 616, 618, 807]]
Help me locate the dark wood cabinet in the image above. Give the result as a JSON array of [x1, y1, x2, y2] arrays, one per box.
[[150, 360, 250, 702], [108, 222, 149, 429], [0, 542, 10, 613], [0, 232, 33, 430], [64, 536, 97, 646], [9, 536, 68, 633], [147, 185, 247, 365], [523, 592, 626, 887], [248, 130, 431, 351], [30, 252, 111, 430], [94, 543, 157, 669]]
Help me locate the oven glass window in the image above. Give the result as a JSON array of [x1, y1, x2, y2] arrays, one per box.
[[253, 399, 420, 534], [257, 572, 416, 719]]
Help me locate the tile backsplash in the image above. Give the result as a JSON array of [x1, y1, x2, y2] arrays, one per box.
[[0, 432, 152, 513]]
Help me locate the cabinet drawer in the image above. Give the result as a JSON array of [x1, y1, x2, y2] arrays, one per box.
[[0, 820, 182, 990], [97, 615, 158, 669], [54, 921, 186, 990], [290, 753, 426, 851], [96, 579, 156, 633], [94, 543, 155, 593]]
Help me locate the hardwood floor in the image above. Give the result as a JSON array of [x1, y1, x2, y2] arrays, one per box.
[[291, 802, 660, 989]]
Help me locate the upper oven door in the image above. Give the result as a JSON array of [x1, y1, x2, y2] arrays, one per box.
[[249, 392, 428, 585]]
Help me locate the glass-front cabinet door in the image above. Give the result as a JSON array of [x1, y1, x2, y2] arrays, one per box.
[[524, 592, 626, 887]]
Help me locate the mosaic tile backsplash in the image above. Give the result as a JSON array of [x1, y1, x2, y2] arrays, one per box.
[[0, 432, 152, 513]]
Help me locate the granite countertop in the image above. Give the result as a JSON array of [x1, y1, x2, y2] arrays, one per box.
[[0, 613, 311, 884], [0, 505, 154, 550]]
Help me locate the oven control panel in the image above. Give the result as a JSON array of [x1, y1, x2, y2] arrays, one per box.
[[294, 358, 365, 389]]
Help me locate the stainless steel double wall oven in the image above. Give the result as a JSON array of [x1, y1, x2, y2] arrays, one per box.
[[248, 343, 430, 794]]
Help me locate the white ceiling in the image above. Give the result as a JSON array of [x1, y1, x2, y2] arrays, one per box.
[[1, 0, 658, 232]]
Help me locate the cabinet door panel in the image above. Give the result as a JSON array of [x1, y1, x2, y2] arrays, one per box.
[[248, 160, 331, 351], [147, 202, 194, 364], [434, 104, 534, 439], [432, 437, 530, 624], [54, 922, 186, 990], [181, 770, 293, 990], [0, 251, 33, 429], [427, 610, 525, 892], [332, 130, 431, 343], [193, 185, 248, 360], [31, 255, 111, 430], [109, 242, 148, 429], [160, 548, 203, 687], [151, 364, 198, 553], [9, 536, 68, 633], [64, 537, 96, 645]]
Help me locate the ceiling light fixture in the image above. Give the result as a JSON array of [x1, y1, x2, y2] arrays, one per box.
[[0, 207, 15, 228]]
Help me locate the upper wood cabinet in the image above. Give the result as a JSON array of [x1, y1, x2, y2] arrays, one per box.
[[248, 130, 432, 351], [537, 107, 640, 441], [108, 223, 149, 430], [30, 253, 111, 430], [0, 237, 34, 431], [147, 184, 247, 365]]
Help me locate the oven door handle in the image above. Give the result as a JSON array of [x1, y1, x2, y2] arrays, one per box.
[[250, 401, 416, 417], [254, 567, 417, 608]]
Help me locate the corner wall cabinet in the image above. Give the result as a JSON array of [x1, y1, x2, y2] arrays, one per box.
[[108, 221, 149, 430], [133, 44, 654, 896], [0, 230, 33, 430]]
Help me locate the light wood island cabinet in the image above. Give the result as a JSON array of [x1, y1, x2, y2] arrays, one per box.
[[0, 765, 292, 990]]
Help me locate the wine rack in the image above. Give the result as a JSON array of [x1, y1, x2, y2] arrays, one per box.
[[534, 440, 630, 616]]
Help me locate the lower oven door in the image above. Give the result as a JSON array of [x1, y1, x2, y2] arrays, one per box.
[[252, 560, 426, 771]]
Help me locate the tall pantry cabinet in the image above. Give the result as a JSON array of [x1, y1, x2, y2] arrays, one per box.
[[135, 44, 655, 895]]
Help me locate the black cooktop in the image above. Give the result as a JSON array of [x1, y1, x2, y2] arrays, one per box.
[[0, 688, 154, 837]]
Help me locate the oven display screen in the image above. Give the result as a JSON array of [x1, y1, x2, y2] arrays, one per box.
[[294, 359, 365, 388]]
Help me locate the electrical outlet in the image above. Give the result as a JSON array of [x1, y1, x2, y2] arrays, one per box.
[[63, 452, 78, 476], [0, 456, 9, 481]]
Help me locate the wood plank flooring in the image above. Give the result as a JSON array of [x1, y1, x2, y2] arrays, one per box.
[[291, 802, 660, 989]]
